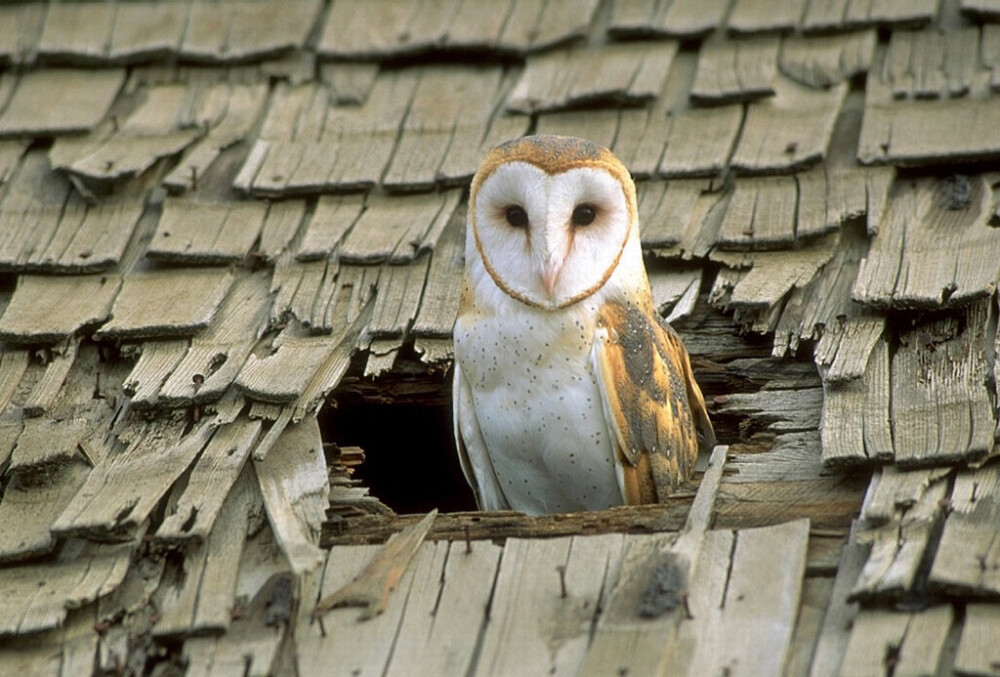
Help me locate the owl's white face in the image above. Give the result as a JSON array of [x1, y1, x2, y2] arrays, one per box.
[[471, 162, 635, 310]]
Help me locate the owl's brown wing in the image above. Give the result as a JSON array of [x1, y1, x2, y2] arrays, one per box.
[[591, 301, 715, 505]]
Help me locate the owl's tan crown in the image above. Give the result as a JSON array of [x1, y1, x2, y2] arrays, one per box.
[[472, 135, 633, 195]]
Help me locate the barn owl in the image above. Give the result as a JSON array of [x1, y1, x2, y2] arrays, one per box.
[[453, 135, 715, 515]]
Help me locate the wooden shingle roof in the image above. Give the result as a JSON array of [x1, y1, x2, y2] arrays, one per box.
[[2, 1, 1000, 675]]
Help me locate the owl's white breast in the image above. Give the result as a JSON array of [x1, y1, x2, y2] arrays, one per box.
[[454, 258, 625, 513]]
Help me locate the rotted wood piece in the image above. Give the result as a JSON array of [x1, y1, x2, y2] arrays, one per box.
[[314, 509, 437, 621]]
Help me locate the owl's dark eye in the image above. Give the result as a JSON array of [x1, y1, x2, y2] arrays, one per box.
[[572, 203, 597, 227], [505, 205, 529, 228]]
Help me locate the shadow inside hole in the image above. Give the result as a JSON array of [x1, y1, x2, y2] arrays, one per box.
[[321, 394, 477, 514]]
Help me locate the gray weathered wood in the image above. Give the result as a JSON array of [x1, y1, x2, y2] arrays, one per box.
[[728, 0, 807, 34], [36, 2, 114, 62], [731, 78, 847, 174], [838, 605, 952, 677], [340, 192, 459, 264], [853, 176, 1000, 309], [122, 340, 189, 405], [97, 268, 234, 340], [147, 200, 266, 264], [156, 271, 273, 406], [928, 464, 1000, 595], [714, 237, 837, 310], [475, 534, 626, 677], [237, 332, 341, 404], [808, 525, 868, 677], [52, 418, 203, 540], [0, 540, 132, 636], [692, 35, 780, 103], [369, 258, 432, 339], [155, 469, 255, 636], [383, 539, 503, 677], [802, 0, 938, 31], [297, 194, 365, 261], [108, 2, 188, 62], [412, 210, 465, 338], [851, 472, 948, 600], [890, 301, 995, 467], [863, 466, 952, 526], [0, 275, 119, 343], [716, 175, 798, 249], [536, 109, 621, 153], [253, 417, 327, 574], [157, 419, 263, 542], [954, 604, 1000, 676], [780, 30, 876, 89], [0, 69, 124, 137], [507, 42, 677, 114]]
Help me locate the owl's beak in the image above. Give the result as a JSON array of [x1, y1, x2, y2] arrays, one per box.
[[541, 260, 562, 298]]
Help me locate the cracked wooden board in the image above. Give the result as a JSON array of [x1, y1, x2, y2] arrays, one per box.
[[727, 0, 807, 34], [147, 200, 267, 264], [838, 605, 953, 677], [928, 464, 1000, 596], [801, 0, 938, 32], [779, 30, 876, 89], [853, 175, 1000, 309], [0, 274, 119, 343], [889, 300, 995, 467], [691, 35, 780, 103]]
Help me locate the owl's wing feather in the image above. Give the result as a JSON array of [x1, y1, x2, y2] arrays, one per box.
[[591, 301, 715, 505], [453, 362, 511, 511]]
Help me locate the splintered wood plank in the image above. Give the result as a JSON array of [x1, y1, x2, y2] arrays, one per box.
[[714, 238, 837, 309], [0, 274, 119, 343], [253, 418, 328, 574], [928, 464, 1000, 595], [783, 577, 836, 677], [369, 258, 432, 339], [22, 340, 79, 417], [820, 335, 893, 468], [881, 28, 982, 100], [628, 0, 732, 38], [52, 418, 204, 540], [340, 192, 458, 264], [147, 200, 267, 264], [0, 460, 90, 563], [507, 42, 677, 114], [182, 528, 293, 677], [731, 78, 847, 174], [637, 180, 701, 248], [122, 340, 189, 405], [383, 539, 503, 677], [862, 466, 952, 526], [802, 0, 938, 31], [412, 210, 464, 338], [317, 0, 422, 58], [780, 30, 876, 88], [807, 526, 867, 677], [728, 0, 807, 34], [691, 36, 780, 103], [157, 272, 273, 406], [36, 2, 115, 61], [297, 194, 366, 261], [853, 176, 1000, 309], [295, 544, 401, 675], [0, 602, 98, 676], [890, 300, 995, 467], [839, 605, 952, 677], [0, 541, 132, 636], [157, 419, 263, 542], [163, 83, 270, 193], [237, 333, 341, 403], [155, 470, 255, 636], [97, 268, 234, 340], [475, 534, 626, 677], [579, 446, 726, 676], [716, 175, 798, 249], [954, 604, 1000, 676], [851, 472, 948, 600], [0, 69, 124, 137], [667, 519, 811, 677], [659, 105, 744, 178]]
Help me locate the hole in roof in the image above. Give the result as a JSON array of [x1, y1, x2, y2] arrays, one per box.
[[321, 366, 476, 515]]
